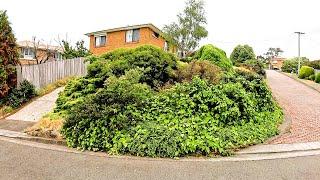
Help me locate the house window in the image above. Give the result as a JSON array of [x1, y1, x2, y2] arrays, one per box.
[[126, 29, 140, 42], [95, 35, 106, 47], [153, 31, 160, 38], [21, 48, 35, 59]]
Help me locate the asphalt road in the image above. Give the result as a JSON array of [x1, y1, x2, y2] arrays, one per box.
[[1, 137, 320, 180]]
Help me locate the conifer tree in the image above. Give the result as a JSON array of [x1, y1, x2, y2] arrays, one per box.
[[0, 10, 19, 98]]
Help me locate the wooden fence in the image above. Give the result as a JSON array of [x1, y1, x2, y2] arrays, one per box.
[[16, 58, 88, 89]]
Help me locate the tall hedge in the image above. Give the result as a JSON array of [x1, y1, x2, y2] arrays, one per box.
[[0, 10, 19, 98]]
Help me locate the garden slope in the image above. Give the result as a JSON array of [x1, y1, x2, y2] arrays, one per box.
[[54, 45, 283, 157]]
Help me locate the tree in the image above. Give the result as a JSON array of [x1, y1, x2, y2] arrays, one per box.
[[230, 44, 256, 65], [58, 39, 90, 59], [265, 47, 283, 69], [163, 0, 208, 57], [0, 10, 19, 98], [282, 57, 309, 73]]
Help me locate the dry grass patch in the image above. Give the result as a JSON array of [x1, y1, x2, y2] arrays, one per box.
[[25, 113, 64, 140], [37, 76, 75, 96], [0, 106, 13, 119]]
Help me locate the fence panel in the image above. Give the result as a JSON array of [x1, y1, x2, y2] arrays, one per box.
[[16, 58, 88, 89]]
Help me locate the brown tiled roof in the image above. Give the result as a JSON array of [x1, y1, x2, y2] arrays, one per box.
[[17, 40, 63, 52], [85, 23, 163, 36]]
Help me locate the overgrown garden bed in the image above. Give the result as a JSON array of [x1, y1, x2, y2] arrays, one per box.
[[29, 45, 283, 157]]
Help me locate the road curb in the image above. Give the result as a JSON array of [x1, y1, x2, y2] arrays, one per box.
[[0, 129, 66, 146], [2, 128, 320, 162], [236, 141, 320, 155]]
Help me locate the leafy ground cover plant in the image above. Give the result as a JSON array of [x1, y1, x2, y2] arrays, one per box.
[[55, 45, 283, 158]]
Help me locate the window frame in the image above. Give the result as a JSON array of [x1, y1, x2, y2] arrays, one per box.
[[94, 35, 107, 47], [22, 48, 35, 60], [126, 28, 140, 43]]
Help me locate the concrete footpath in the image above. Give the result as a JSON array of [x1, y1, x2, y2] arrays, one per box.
[[5, 87, 64, 122]]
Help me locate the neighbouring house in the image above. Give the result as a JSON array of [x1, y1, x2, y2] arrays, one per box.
[[271, 57, 286, 70], [18, 40, 63, 65], [85, 23, 177, 55]]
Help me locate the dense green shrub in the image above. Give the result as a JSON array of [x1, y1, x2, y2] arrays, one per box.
[[298, 66, 314, 79], [239, 59, 266, 76], [315, 73, 320, 83], [55, 45, 178, 113], [1, 80, 37, 108], [308, 74, 315, 81], [174, 60, 222, 84], [282, 57, 309, 73], [62, 69, 153, 150], [194, 44, 233, 71], [230, 45, 256, 65], [306, 60, 320, 70], [57, 44, 283, 158], [61, 73, 282, 157]]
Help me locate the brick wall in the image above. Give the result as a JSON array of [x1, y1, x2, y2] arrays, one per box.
[[89, 27, 175, 55]]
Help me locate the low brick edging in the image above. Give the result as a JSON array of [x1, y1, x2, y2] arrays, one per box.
[[280, 71, 320, 93]]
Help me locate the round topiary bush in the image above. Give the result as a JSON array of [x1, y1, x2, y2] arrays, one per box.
[[298, 66, 314, 79], [194, 44, 233, 71], [315, 73, 320, 83]]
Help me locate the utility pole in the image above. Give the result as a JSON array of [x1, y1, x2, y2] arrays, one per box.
[[294, 32, 305, 74]]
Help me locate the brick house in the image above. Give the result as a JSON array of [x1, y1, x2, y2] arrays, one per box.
[[271, 57, 286, 70], [85, 24, 177, 55], [18, 40, 63, 65]]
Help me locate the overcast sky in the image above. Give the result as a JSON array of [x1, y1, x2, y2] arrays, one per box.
[[2, 0, 320, 59]]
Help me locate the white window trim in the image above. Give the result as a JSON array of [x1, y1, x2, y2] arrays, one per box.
[[126, 30, 133, 43], [94, 34, 107, 47], [126, 29, 140, 43]]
